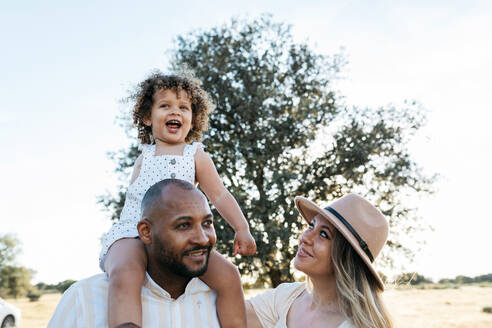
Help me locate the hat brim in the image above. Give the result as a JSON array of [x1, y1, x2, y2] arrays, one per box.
[[294, 196, 385, 290]]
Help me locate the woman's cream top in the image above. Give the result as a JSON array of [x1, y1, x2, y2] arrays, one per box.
[[249, 282, 354, 328]]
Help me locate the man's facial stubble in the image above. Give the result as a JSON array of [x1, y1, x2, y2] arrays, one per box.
[[153, 232, 212, 278]]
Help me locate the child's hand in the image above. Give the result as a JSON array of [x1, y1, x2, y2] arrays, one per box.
[[233, 229, 256, 256]]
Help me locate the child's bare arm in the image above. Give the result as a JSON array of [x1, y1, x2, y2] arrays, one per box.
[[195, 147, 256, 255], [195, 147, 246, 230], [201, 250, 247, 328]]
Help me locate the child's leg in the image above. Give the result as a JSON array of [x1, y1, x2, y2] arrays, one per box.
[[105, 238, 147, 328], [201, 250, 246, 328]]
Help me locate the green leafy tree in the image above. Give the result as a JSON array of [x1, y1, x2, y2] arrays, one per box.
[[0, 265, 34, 298], [0, 234, 35, 298], [0, 234, 20, 268], [99, 15, 434, 287]]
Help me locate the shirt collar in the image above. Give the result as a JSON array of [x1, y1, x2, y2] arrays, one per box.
[[144, 272, 211, 300]]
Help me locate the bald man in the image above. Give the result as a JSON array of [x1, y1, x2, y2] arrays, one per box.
[[48, 179, 222, 328]]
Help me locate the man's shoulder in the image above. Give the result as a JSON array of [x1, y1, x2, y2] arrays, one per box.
[[73, 273, 108, 286], [48, 274, 109, 328], [63, 273, 108, 295]]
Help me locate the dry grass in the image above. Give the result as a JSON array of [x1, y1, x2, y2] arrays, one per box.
[[247, 285, 492, 328], [5, 293, 60, 328], [383, 285, 492, 328], [5, 286, 492, 327]]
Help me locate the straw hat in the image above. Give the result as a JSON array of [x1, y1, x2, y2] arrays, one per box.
[[294, 194, 388, 289]]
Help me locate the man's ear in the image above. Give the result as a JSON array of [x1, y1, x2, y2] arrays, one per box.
[[137, 219, 152, 245]]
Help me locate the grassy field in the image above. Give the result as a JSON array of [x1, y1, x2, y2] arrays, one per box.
[[5, 285, 492, 327]]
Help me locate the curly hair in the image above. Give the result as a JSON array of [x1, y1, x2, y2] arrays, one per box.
[[130, 70, 215, 144]]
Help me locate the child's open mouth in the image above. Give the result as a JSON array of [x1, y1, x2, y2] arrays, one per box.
[[166, 120, 182, 132]]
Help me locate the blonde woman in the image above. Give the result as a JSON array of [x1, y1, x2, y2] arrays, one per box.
[[246, 194, 394, 328]]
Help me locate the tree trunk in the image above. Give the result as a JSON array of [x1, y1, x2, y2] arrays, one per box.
[[268, 268, 282, 288]]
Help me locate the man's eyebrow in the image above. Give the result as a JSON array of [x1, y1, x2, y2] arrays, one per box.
[[174, 216, 193, 223], [173, 213, 213, 222]]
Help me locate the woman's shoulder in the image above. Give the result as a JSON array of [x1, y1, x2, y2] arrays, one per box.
[[338, 320, 355, 328], [266, 282, 306, 305], [249, 282, 304, 305], [248, 282, 306, 328], [275, 282, 305, 295]]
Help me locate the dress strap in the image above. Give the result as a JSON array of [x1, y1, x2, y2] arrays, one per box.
[[183, 142, 203, 157], [140, 144, 154, 159]]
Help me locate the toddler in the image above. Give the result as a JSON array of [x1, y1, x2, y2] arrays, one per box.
[[100, 71, 256, 328]]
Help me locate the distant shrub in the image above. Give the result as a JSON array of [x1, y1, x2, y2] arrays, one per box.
[[482, 306, 492, 314], [478, 282, 492, 288], [395, 272, 492, 289], [35, 282, 47, 290], [35, 279, 77, 293], [475, 274, 492, 283], [394, 272, 433, 286], [455, 275, 474, 284], [414, 283, 459, 290], [26, 291, 41, 302], [395, 282, 461, 290], [56, 280, 77, 293], [434, 283, 459, 290], [438, 278, 453, 284], [439, 273, 492, 285]]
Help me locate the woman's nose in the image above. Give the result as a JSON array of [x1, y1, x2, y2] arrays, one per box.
[[300, 228, 314, 245]]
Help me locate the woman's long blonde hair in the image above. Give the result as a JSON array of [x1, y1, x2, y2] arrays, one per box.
[[331, 231, 394, 328]]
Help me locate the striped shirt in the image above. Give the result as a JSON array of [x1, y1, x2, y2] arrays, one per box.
[[47, 273, 220, 328]]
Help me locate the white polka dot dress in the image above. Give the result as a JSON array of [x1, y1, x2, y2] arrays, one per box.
[[99, 142, 201, 270]]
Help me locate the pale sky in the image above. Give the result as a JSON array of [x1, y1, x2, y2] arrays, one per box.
[[1, 0, 491, 284]]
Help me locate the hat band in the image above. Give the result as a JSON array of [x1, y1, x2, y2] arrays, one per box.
[[325, 206, 374, 262]]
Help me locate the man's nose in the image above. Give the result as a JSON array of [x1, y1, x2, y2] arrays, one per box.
[[191, 226, 209, 245]]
